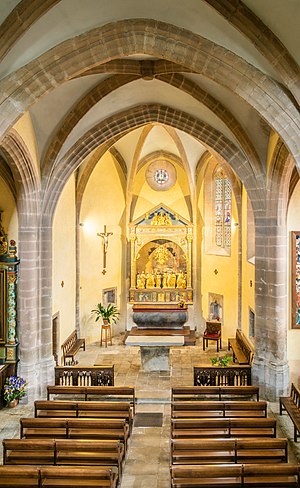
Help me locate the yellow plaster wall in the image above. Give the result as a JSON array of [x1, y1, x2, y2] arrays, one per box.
[[13, 112, 40, 178], [287, 180, 300, 362], [241, 187, 255, 337], [0, 176, 18, 244], [52, 174, 76, 347], [80, 152, 125, 344], [198, 168, 239, 342], [132, 164, 190, 221]]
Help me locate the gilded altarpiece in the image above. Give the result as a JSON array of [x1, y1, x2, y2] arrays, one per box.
[[129, 205, 193, 303]]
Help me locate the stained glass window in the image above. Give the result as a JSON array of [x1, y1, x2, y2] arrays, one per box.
[[214, 168, 232, 249]]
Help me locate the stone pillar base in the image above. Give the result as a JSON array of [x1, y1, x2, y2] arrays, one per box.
[[19, 356, 55, 401], [252, 356, 290, 401], [140, 346, 170, 371]]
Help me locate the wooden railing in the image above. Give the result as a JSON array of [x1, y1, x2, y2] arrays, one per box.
[[54, 365, 114, 386], [194, 365, 251, 386]]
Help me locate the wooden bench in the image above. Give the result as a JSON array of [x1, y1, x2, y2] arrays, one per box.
[[280, 382, 300, 442], [3, 438, 124, 479], [0, 466, 117, 488], [171, 400, 267, 419], [228, 329, 254, 365], [46, 385, 136, 413], [61, 330, 85, 366], [170, 464, 300, 487], [34, 400, 133, 431], [171, 386, 259, 402], [171, 417, 277, 439], [171, 438, 288, 465], [20, 418, 130, 449]]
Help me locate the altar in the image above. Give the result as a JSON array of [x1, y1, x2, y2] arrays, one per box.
[[132, 303, 188, 329], [125, 335, 184, 371]]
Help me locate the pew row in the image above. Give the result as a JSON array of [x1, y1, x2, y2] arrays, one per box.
[[171, 438, 288, 465], [171, 400, 267, 419], [171, 386, 259, 402], [170, 464, 300, 487], [34, 400, 133, 430], [3, 438, 124, 479], [171, 418, 276, 438], [20, 418, 130, 449], [0, 465, 117, 488], [46, 385, 136, 413]]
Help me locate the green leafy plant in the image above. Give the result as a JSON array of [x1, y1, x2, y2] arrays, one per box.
[[211, 354, 232, 367], [91, 303, 119, 324]]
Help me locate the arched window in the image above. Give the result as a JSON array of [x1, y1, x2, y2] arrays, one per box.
[[214, 167, 232, 249]]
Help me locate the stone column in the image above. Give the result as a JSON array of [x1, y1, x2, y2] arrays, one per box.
[[252, 218, 289, 400], [18, 210, 55, 400]]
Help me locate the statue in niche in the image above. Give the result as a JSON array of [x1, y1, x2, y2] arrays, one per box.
[[176, 271, 187, 289], [167, 272, 177, 288], [146, 272, 155, 288], [136, 271, 146, 289]]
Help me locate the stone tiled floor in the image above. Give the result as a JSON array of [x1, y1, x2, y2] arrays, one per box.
[[1, 333, 300, 487]]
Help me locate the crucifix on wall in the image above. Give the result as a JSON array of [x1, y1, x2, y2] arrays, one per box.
[[97, 225, 113, 275]]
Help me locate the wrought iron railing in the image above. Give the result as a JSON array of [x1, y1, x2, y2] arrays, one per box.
[[54, 365, 114, 386], [194, 365, 251, 386]]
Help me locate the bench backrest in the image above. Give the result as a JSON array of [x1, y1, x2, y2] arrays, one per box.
[[61, 330, 77, 355], [291, 383, 300, 407], [171, 386, 259, 402], [171, 417, 276, 438], [170, 464, 300, 487], [34, 400, 132, 419], [236, 329, 254, 364], [171, 438, 288, 464], [46, 385, 135, 412], [171, 401, 267, 418]]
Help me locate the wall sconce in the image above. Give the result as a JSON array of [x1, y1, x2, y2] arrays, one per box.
[[214, 269, 218, 275]]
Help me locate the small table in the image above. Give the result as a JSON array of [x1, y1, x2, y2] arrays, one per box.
[[125, 336, 184, 371]]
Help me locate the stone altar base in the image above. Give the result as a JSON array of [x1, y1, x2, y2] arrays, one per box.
[[140, 346, 170, 372]]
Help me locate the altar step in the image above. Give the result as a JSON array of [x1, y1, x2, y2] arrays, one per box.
[[125, 326, 196, 346]]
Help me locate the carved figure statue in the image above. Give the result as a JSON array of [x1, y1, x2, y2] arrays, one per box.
[[167, 272, 176, 288], [146, 272, 155, 288], [136, 271, 146, 289], [162, 272, 168, 288], [177, 271, 187, 289], [155, 272, 162, 288]]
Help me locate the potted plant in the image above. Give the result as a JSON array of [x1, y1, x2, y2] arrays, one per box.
[[3, 375, 27, 407], [211, 354, 232, 367], [91, 302, 119, 325]]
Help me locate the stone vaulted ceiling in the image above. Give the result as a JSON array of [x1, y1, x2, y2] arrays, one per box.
[[0, 0, 299, 204]]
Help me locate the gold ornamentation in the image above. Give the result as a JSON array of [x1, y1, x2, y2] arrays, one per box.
[[153, 245, 170, 265], [151, 212, 172, 226]]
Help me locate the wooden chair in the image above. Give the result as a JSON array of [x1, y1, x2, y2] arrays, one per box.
[[100, 322, 112, 347], [203, 321, 222, 351]]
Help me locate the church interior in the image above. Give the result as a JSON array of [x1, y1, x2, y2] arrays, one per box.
[[0, 0, 300, 486]]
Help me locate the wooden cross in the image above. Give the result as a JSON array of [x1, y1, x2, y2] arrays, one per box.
[[97, 225, 113, 274]]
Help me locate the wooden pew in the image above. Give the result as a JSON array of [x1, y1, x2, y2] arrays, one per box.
[[0, 466, 40, 487], [170, 464, 300, 487], [46, 385, 136, 413], [280, 383, 300, 442], [0, 466, 117, 488], [171, 386, 259, 402], [3, 438, 124, 479], [41, 466, 117, 488], [34, 400, 133, 430], [171, 400, 267, 419], [171, 418, 277, 439], [228, 329, 254, 365], [61, 330, 85, 366], [20, 418, 130, 449], [171, 438, 288, 465]]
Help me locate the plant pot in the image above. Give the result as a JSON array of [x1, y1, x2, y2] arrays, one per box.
[[7, 398, 19, 408]]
